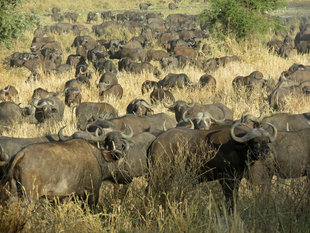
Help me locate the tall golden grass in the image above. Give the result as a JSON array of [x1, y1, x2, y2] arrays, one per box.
[[0, 0, 309, 232]]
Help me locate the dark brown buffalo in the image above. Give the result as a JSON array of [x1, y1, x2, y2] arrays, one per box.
[[98, 72, 118, 90], [150, 88, 175, 105], [86, 113, 176, 135], [59, 129, 156, 184], [147, 121, 277, 206], [199, 74, 216, 89], [158, 73, 194, 89], [75, 102, 118, 130], [232, 71, 267, 92], [64, 79, 83, 90], [0, 102, 33, 133], [164, 99, 233, 124], [146, 49, 169, 62], [118, 58, 160, 77], [0, 139, 104, 206], [65, 88, 82, 107], [181, 105, 228, 130], [64, 12, 78, 23], [99, 84, 123, 100], [86, 12, 99, 24], [31, 88, 56, 101], [241, 111, 310, 132], [139, 3, 152, 10], [246, 129, 310, 185], [173, 46, 197, 59], [0, 134, 59, 162], [126, 99, 154, 116], [268, 77, 304, 110], [33, 96, 65, 123], [141, 80, 158, 94], [0, 86, 18, 102]]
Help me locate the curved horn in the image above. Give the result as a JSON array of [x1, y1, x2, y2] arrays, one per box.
[[112, 141, 116, 151], [122, 139, 130, 152], [3, 86, 10, 92], [46, 98, 55, 106], [34, 100, 48, 109], [72, 130, 106, 142], [240, 112, 261, 124], [266, 123, 277, 142], [102, 80, 111, 86], [58, 126, 71, 142], [79, 66, 86, 75], [186, 97, 195, 107], [0, 145, 9, 161], [140, 99, 153, 109], [162, 120, 167, 131], [182, 109, 190, 122], [163, 99, 176, 109], [120, 125, 133, 138], [71, 88, 80, 94], [230, 121, 261, 143], [189, 119, 194, 129], [205, 105, 226, 123], [257, 109, 264, 122]]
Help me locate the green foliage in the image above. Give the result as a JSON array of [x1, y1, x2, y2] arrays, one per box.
[[0, 0, 40, 47], [200, 0, 287, 40]]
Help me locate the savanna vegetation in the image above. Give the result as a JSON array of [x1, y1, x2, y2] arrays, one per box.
[[0, 0, 309, 232]]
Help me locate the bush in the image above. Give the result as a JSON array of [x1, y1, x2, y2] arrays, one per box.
[[0, 0, 40, 47], [200, 0, 286, 40]]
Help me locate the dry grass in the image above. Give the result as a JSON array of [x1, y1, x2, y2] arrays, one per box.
[[0, 0, 310, 232]]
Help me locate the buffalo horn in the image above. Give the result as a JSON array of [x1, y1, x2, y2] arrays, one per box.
[[140, 100, 153, 109], [120, 125, 133, 138], [58, 126, 71, 142], [112, 141, 116, 151], [186, 97, 195, 107], [182, 109, 190, 122], [231, 121, 277, 143], [122, 139, 130, 152], [163, 99, 176, 109], [79, 66, 86, 75], [162, 120, 167, 131], [230, 121, 260, 143], [266, 123, 277, 142], [34, 100, 48, 109], [0, 145, 9, 161], [241, 110, 263, 124], [202, 106, 226, 124], [189, 119, 194, 129], [3, 86, 9, 92]]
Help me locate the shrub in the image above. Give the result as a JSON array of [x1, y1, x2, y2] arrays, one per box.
[[200, 0, 287, 40], [0, 0, 40, 47]]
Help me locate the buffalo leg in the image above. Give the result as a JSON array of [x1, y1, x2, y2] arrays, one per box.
[[219, 178, 240, 210]]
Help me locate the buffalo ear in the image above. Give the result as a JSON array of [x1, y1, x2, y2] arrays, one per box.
[[102, 150, 120, 162], [102, 151, 115, 162]]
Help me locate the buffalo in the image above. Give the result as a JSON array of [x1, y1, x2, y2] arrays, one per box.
[[75, 102, 118, 130], [147, 120, 277, 207], [65, 87, 82, 107], [86, 113, 176, 135], [150, 88, 175, 105], [247, 128, 310, 185], [126, 99, 154, 116], [99, 84, 123, 100], [33, 96, 65, 123], [241, 111, 310, 132], [0, 134, 59, 162]]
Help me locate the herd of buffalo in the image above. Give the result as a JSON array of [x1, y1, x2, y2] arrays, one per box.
[[0, 5, 309, 209]]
